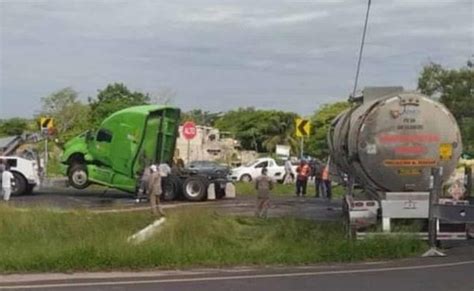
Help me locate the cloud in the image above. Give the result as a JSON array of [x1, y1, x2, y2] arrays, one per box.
[[0, 0, 472, 118], [178, 6, 328, 27]]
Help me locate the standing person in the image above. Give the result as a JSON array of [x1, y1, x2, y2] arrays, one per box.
[[159, 163, 171, 178], [147, 165, 165, 217], [2, 166, 14, 202], [158, 162, 172, 198], [137, 166, 152, 201], [283, 158, 294, 184], [0, 160, 5, 173], [322, 159, 332, 200], [309, 158, 316, 181], [295, 160, 310, 197], [314, 159, 324, 198], [255, 167, 273, 218]]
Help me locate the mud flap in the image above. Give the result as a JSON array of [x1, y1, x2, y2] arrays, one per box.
[[225, 183, 236, 198], [207, 183, 216, 200]]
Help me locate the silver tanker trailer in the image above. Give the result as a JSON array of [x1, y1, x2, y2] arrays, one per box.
[[328, 87, 470, 239]]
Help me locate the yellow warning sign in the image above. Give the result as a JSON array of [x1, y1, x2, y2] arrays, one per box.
[[384, 159, 437, 167], [40, 117, 54, 129], [295, 118, 311, 137], [439, 143, 453, 161]]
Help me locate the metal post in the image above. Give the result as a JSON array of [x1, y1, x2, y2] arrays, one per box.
[[44, 137, 48, 178], [422, 167, 446, 257], [300, 137, 304, 160], [187, 140, 190, 164]]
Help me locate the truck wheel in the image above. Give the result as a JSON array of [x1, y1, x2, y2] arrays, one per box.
[[240, 174, 252, 182], [68, 164, 90, 189], [162, 175, 181, 201], [183, 176, 207, 201], [11, 172, 27, 196]]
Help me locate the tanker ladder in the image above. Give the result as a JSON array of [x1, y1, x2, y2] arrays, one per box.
[[345, 193, 473, 241]]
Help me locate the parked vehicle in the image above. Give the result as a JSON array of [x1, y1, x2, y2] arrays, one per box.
[[185, 160, 230, 178], [61, 105, 234, 201], [0, 156, 40, 196], [329, 88, 470, 240], [229, 157, 296, 183]]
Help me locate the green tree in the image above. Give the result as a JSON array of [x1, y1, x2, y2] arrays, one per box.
[[40, 87, 90, 141], [181, 109, 221, 126], [0, 118, 29, 136], [418, 61, 474, 152], [214, 108, 298, 154], [306, 102, 351, 158], [89, 83, 150, 126]]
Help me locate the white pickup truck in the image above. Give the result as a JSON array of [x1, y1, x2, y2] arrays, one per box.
[[0, 156, 41, 195], [229, 158, 297, 183]]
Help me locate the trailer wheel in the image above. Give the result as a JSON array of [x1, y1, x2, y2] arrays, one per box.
[[68, 164, 90, 189], [162, 175, 181, 201], [11, 171, 27, 196], [183, 176, 207, 201]]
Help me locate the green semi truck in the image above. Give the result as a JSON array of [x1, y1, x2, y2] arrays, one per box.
[[60, 105, 233, 201]]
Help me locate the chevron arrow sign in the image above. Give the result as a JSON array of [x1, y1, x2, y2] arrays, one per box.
[[295, 118, 310, 137]]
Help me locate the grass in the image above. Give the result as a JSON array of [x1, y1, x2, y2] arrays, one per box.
[[235, 181, 345, 198], [0, 205, 426, 273]]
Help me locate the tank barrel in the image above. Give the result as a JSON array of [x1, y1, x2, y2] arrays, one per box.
[[328, 90, 462, 194]]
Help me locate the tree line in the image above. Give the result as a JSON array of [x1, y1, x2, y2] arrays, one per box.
[[1, 61, 472, 158]]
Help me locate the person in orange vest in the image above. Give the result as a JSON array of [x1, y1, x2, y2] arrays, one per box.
[[322, 159, 332, 200], [295, 160, 310, 197]]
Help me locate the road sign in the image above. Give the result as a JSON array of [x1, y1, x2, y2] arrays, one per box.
[[295, 118, 310, 137], [40, 117, 54, 130], [182, 121, 197, 140]]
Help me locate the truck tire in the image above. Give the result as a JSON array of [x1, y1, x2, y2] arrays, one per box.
[[162, 175, 181, 201], [183, 176, 207, 201], [68, 164, 90, 189], [240, 174, 252, 182], [11, 171, 27, 196]]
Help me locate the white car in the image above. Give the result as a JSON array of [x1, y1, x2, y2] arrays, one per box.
[[0, 156, 41, 195], [230, 158, 296, 182]]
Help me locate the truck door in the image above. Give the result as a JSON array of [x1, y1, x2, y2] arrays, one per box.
[[91, 128, 113, 167]]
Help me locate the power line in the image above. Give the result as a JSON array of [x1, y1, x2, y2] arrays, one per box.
[[352, 0, 372, 98]]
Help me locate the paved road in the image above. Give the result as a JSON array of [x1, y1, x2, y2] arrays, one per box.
[[1, 247, 473, 291], [11, 186, 343, 221]]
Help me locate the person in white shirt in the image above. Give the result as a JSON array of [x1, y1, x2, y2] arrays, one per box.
[[158, 163, 171, 178], [2, 167, 14, 202]]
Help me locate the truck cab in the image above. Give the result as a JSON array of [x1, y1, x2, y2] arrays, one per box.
[[61, 105, 180, 193], [0, 156, 40, 195]]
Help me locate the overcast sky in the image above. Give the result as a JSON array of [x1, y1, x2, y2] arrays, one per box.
[[1, 0, 473, 118]]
